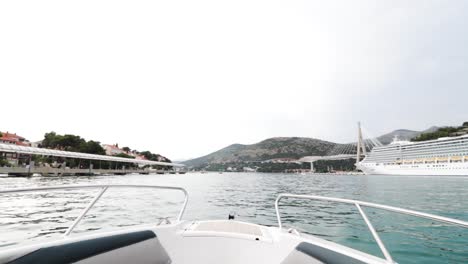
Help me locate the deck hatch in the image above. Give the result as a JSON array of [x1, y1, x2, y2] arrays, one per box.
[[192, 221, 263, 237]]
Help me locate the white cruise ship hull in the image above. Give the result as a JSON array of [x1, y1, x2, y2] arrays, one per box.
[[358, 134, 468, 176], [358, 162, 468, 176]]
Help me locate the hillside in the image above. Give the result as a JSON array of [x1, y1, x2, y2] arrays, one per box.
[[376, 126, 439, 145], [183, 137, 336, 168], [411, 122, 468, 141], [183, 125, 450, 171]]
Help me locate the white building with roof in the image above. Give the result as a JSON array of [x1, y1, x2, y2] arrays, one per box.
[[102, 144, 125, 156]]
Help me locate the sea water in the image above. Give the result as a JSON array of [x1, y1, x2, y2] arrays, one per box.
[[0, 173, 467, 263]]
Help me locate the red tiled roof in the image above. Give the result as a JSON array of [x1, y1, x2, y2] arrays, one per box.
[[0, 132, 30, 146], [0, 132, 25, 140], [1, 137, 18, 143], [0, 138, 30, 146], [14, 141, 30, 146]]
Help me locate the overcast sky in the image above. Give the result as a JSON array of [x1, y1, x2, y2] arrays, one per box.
[[1, 1, 467, 160]]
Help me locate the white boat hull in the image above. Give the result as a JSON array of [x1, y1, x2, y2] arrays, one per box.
[[0, 220, 388, 264]]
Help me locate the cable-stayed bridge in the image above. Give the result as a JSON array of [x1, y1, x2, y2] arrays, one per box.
[[298, 123, 383, 171]]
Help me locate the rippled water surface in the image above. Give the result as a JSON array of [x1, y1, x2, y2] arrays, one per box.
[[0, 173, 467, 263]]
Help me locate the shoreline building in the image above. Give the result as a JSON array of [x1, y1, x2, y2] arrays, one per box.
[[0, 132, 31, 165], [102, 144, 125, 156], [0, 132, 31, 146]]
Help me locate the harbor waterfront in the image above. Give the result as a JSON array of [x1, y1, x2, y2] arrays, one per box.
[[0, 173, 467, 264]]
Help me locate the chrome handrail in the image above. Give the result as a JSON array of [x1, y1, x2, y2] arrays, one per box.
[[275, 194, 468, 263], [0, 184, 189, 237]]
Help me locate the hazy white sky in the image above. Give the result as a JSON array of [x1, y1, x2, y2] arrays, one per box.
[[1, 0, 467, 160]]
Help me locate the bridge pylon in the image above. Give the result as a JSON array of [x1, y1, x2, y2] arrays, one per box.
[[356, 122, 366, 163]]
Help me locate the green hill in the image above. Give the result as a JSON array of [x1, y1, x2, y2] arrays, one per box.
[[183, 137, 336, 168], [183, 123, 467, 172], [411, 122, 468, 142]]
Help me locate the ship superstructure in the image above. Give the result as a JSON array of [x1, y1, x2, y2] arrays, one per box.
[[358, 134, 468, 176]]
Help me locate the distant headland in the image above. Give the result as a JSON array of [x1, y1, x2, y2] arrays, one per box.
[[183, 122, 468, 173]]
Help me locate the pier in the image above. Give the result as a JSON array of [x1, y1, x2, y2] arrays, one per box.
[[0, 167, 183, 177], [0, 143, 184, 177]]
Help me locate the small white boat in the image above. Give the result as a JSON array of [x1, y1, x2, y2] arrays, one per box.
[[0, 185, 466, 264]]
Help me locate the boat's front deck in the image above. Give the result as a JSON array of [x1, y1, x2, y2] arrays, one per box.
[[157, 220, 296, 263], [0, 220, 387, 264]]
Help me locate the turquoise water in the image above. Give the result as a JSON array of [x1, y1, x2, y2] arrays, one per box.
[[0, 173, 467, 263]]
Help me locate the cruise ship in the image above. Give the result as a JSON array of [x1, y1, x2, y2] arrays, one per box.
[[358, 134, 468, 176]]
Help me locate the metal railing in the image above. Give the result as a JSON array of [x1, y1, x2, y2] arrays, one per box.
[[275, 194, 468, 263], [0, 185, 188, 237]]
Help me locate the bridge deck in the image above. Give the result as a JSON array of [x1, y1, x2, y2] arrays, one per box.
[[299, 154, 360, 162]]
